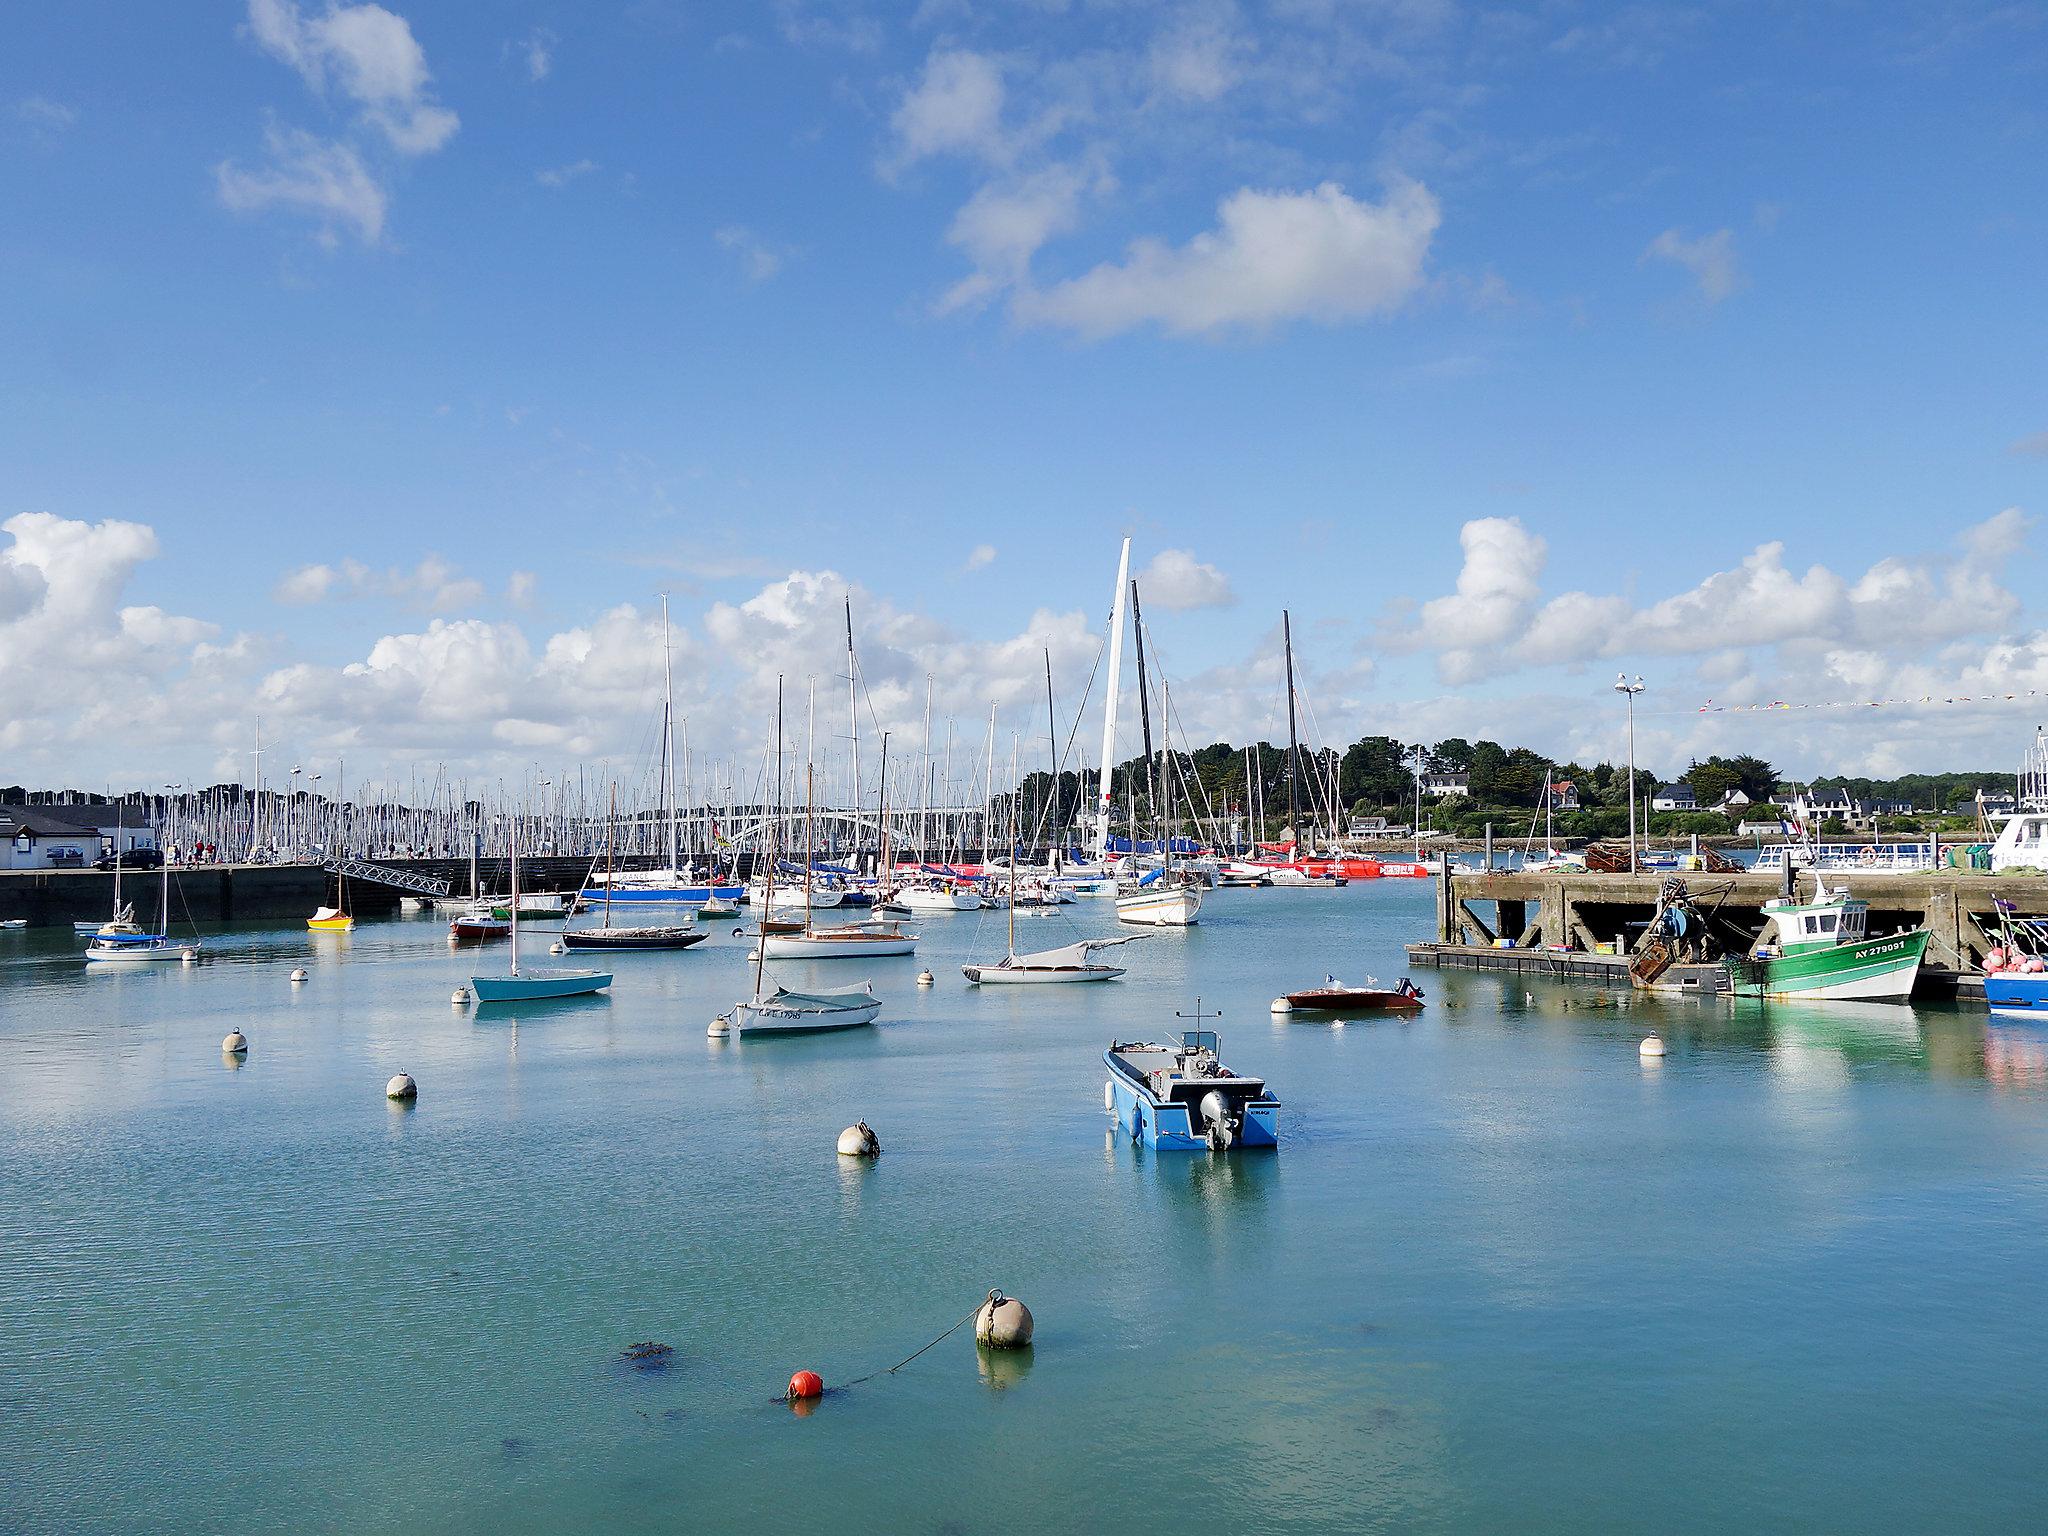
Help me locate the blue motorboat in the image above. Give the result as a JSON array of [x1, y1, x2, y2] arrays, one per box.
[[1984, 971, 2048, 1014], [1982, 899, 2048, 1016], [1104, 1029, 1279, 1150]]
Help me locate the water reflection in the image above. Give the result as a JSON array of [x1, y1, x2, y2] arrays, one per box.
[[975, 1344, 1033, 1392], [1984, 1024, 2048, 1089]]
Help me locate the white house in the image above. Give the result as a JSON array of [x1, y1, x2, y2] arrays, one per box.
[[1651, 783, 1697, 812], [0, 809, 102, 869], [1420, 770, 1470, 797], [1716, 788, 1752, 811]]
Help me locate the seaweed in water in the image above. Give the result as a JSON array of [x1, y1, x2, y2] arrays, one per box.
[[500, 1436, 532, 1461], [621, 1341, 675, 1372]]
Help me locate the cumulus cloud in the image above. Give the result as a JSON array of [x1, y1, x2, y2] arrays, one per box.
[[1014, 179, 1439, 338], [890, 49, 1008, 169], [216, 127, 388, 245], [1147, 8, 1248, 103], [714, 225, 786, 283], [1643, 226, 1741, 303], [272, 555, 486, 611], [520, 26, 555, 82], [248, 0, 459, 154], [1137, 549, 1234, 611], [16, 96, 78, 130], [937, 158, 1113, 314], [536, 158, 599, 189], [1404, 509, 2033, 683], [2011, 430, 2048, 459], [964, 544, 997, 572]]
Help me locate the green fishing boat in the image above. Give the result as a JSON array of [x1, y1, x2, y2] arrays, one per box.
[[1725, 878, 1927, 1002]]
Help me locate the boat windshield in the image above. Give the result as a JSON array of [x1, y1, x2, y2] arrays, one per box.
[[1180, 1030, 1220, 1054]]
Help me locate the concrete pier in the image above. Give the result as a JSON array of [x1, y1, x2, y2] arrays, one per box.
[[1409, 865, 2048, 999]]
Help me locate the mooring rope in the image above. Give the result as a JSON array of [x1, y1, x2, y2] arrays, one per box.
[[780, 1292, 995, 1400]]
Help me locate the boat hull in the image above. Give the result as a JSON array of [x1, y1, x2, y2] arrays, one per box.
[[962, 963, 1124, 984], [1284, 988, 1422, 1013], [1104, 1057, 1277, 1150], [1983, 971, 2048, 1014], [562, 927, 705, 951], [1726, 930, 1929, 1001], [307, 918, 355, 932], [450, 920, 511, 940], [587, 882, 744, 904], [85, 941, 195, 963], [1115, 887, 1202, 927], [470, 969, 612, 1001], [758, 932, 918, 958], [715, 988, 881, 1036]]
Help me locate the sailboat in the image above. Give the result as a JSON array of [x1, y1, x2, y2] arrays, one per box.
[[586, 597, 744, 907], [81, 804, 153, 943], [307, 868, 354, 931], [964, 799, 1137, 983], [712, 678, 883, 1036], [449, 819, 510, 940], [758, 747, 918, 960], [470, 825, 612, 1001], [565, 786, 704, 952], [86, 854, 199, 963], [1112, 568, 1201, 928]]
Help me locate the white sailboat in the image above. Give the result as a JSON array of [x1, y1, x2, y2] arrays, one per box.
[[1109, 563, 1201, 928], [86, 855, 199, 963], [713, 678, 883, 1037], [758, 756, 918, 960], [965, 800, 1137, 983]]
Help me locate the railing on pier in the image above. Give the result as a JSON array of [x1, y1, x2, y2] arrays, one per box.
[[321, 856, 452, 897]]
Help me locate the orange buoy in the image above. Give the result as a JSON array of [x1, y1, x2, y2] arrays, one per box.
[[787, 1370, 824, 1402]]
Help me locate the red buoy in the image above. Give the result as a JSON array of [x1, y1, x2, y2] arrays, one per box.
[[787, 1370, 824, 1402]]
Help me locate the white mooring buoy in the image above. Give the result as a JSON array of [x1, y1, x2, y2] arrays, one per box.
[[1270, 997, 1292, 1014], [289, 967, 308, 984], [549, 941, 564, 955], [451, 987, 470, 1005], [974, 1290, 1034, 1350], [1640, 1035, 1666, 1059], [181, 947, 198, 965], [837, 1121, 881, 1158], [386, 1073, 417, 1101], [222, 1029, 248, 1056], [916, 970, 934, 988]]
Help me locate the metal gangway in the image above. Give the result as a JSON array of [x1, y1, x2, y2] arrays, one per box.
[[321, 855, 452, 897]]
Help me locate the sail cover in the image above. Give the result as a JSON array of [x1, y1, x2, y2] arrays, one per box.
[[1011, 936, 1141, 970]]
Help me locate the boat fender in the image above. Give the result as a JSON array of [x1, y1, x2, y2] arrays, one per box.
[[974, 1290, 1034, 1350], [222, 1030, 248, 1056], [837, 1121, 881, 1158], [1103, 1079, 1114, 1113]]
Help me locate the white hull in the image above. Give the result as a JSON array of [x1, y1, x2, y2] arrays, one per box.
[[760, 887, 845, 912], [757, 931, 918, 959], [962, 963, 1124, 984], [85, 942, 196, 963], [892, 887, 982, 912], [1116, 887, 1203, 927], [1759, 968, 1920, 1003]]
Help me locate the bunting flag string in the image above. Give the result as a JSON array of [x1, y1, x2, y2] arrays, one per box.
[[1696, 692, 2042, 713]]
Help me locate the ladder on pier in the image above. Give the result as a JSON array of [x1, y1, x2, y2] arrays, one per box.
[[320, 856, 452, 898]]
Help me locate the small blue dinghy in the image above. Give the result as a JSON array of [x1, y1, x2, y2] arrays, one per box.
[[1104, 1025, 1278, 1151]]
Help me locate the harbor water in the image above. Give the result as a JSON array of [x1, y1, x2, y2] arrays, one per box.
[[4, 882, 2047, 1532]]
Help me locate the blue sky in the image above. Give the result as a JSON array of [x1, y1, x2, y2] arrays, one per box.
[[3, 1, 2046, 792]]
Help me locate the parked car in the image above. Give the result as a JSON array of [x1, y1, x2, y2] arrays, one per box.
[[94, 848, 164, 871]]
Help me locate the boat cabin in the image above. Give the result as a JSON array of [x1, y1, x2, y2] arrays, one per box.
[[1989, 811, 2048, 874], [1762, 887, 1868, 954]]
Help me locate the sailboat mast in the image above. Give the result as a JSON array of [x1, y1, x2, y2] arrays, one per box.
[[1093, 537, 1132, 860], [1130, 581, 1158, 858], [982, 702, 996, 869], [604, 782, 616, 931], [1044, 648, 1057, 865], [1283, 609, 1303, 861], [877, 732, 891, 896], [661, 595, 678, 873], [755, 678, 781, 1001], [804, 763, 816, 935], [920, 677, 932, 868], [509, 821, 521, 976], [846, 597, 859, 853]]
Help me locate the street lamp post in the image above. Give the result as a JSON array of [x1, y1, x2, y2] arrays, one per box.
[[1614, 675, 1645, 874]]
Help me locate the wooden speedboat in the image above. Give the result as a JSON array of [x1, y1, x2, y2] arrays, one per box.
[[758, 922, 918, 959], [1283, 977, 1425, 1013]]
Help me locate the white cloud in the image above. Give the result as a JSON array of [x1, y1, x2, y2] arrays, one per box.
[[273, 554, 486, 611], [521, 26, 555, 82], [216, 127, 388, 245], [507, 571, 538, 607], [714, 225, 786, 283], [16, 96, 78, 130], [964, 544, 997, 571], [2011, 431, 2048, 459], [890, 49, 1008, 169], [536, 158, 599, 189], [1643, 226, 1741, 303], [1137, 549, 1234, 611], [1148, 9, 1248, 103], [1404, 509, 2033, 684], [937, 159, 1111, 314], [247, 0, 459, 155], [1014, 179, 1439, 338]]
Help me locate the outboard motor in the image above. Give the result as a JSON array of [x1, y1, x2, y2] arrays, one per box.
[[1199, 1089, 1235, 1150]]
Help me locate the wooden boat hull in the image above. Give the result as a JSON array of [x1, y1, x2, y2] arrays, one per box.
[[470, 969, 612, 1001], [449, 920, 511, 940], [1284, 987, 1423, 1013], [1116, 886, 1202, 926], [758, 931, 918, 958], [1724, 929, 1928, 1002]]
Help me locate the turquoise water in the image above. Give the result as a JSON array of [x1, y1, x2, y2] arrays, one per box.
[[5, 884, 2048, 1533]]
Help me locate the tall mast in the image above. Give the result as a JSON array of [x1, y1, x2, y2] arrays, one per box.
[[1130, 580, 1158, 857], [1044, 648, 1057, 865], [920, 676, 933, 868], [982, 701, 997, 869], [755, 678, 782, 1002], [509, 816, 521, 976], [804, 763, 816, 936], [1093, 537, 1132, 860], [846, 597, 859, 852], [877, 732, 891, 899], [661, 595, 678, 872], [604, 782, 616, 931], [1283, 610, 1303, 860]]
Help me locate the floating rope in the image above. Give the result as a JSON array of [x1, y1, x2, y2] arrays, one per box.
[[777, 1293, 991, 1402]]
